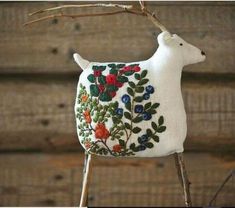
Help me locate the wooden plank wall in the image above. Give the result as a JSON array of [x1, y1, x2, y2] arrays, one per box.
[[0, 2, 234, 206]]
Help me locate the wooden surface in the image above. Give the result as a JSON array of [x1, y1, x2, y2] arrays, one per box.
[[0, 2, 234, 207], [0, 153, 234, 207]]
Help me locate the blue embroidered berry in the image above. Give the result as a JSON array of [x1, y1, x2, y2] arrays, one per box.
[[138, 134, 149, 144], [139, 145, 146, 151], [134, 105, 144, 113], [142, 112, 152, 120], [115, 108, 123, 116], [146, 85, 154, 94], [143, 93, 150, 100], [121, 94, 131, 103]]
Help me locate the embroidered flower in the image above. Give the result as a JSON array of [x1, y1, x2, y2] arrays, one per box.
[[84, 141, 91, 149], [121, 94, 131, 104], [134, 105, 144, 113], [95, 123, 110, 140], [143, 93, 150, 100], [94, 70, 102, 77], [83, 110, 92, 123], [142, 112, 152, 120], [113, 144, 122, 152], [106, 74, 117, 84], [81, 95, 88, 102], [146, 85, 154, 94], [123, 66, 132, 72]]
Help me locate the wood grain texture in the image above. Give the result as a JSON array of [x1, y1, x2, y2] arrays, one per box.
[[0, 78, 234, 151], [0, 153, 234, 206], [0, 2, 234, 74]]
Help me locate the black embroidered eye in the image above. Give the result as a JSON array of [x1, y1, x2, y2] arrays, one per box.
[[180, 43, 183, 46]]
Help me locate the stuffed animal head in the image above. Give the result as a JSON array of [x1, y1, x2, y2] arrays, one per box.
[[157, 31, 206, 66]]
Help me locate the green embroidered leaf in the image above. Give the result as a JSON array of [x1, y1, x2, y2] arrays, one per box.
[[100, 66, 106, 71], [112, 101, 119, 109], [98, 75, 106, 84], [133, 116, 143, 123], [108, 63, 116, 68], [99, 92, 112, 101], [135, 86, 144, 93], [124, 112, 131, 120], [92, 65, 98, 70], [112, 116, 119, 124], [107, 85, 118, 92], [125, 102, 131, 112], [117, 64, 125, 68], [87, 74, 95, 83], [127, 87, 134, 96], [146, 128, 153, 136], [124, 71, 135, 76], [152, 103, 160, 109], [117, 76, 128, 83], [132, 127, 141, 134], [144, 102, 152, 110], [134, 96, 143, 102], [124, 122, 131, 129], [157, 126, 166, 133], [141, 70, 148, 78], [90, 85, 100, 97], [147, 109, 157, 114], [130, 143, 136, 150], [134, 73, 141, 80], [158, 116, 164, 126], [151, 122, 158, 131], [152, 135, 160, 142], [128, 81, 136, 88], [110, 68, 118, 75], [119, 139, 125, 147], [145, 142, 154, 148], [138, 79, 149, 85]]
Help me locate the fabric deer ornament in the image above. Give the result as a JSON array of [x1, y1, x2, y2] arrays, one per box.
[[74, 31, 206, 158], [74, 31, 205, 207]]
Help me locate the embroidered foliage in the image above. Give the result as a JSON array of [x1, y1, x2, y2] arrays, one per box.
[[76, 64, 166, 157]]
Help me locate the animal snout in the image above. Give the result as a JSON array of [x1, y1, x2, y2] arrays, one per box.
[[201, 51, 206, 56]]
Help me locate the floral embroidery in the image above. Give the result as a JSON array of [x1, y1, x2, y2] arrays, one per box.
[[75, 64, 166, 157]]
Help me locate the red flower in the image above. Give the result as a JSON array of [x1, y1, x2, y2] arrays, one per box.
[[98, 84, 105, 92], [109, 91, 116, 98], [94, 70, 102, 77], [106, 74, 117, 84], [113, 144, 122, 152], [95, 123, 110, 140], [84, 141, 91, 149], [115, 82, 123, 88], [133, 66, 141, 72], [83, 110, 91, 123]]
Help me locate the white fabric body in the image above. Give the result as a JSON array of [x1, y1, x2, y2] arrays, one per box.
[[74, 31, 206, 157]]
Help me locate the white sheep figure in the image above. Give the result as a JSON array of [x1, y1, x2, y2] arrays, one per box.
[[74, 31, 206, 207]]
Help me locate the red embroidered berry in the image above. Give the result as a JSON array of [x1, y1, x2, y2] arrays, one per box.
[[113, 144, 122, 152], [98, 84, 105, 92], [109, 91, 116, 98], [94, 70, 102, 77], [115, 81, 123, 88], [133, 66, 141, 72], [106, 74, 117, 84], [123, 66, 132, 71]]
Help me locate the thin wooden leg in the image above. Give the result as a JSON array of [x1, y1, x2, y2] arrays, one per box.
[[79, 152, 92, 207], [174, 153, 192, 207]]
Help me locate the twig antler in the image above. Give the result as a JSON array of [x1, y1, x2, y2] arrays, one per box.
[[24, 1, 168, 32]]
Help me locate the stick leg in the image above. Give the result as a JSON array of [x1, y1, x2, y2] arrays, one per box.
[[174, 153, 192, 207], [79, 152, 92, 207]]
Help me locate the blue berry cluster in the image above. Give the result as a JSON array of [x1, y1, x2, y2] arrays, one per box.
[[143, 85, 154, 100], [137, 134, 149, 151]]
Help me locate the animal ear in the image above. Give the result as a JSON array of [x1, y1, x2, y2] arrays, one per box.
[[157, 31, 172, 46]]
